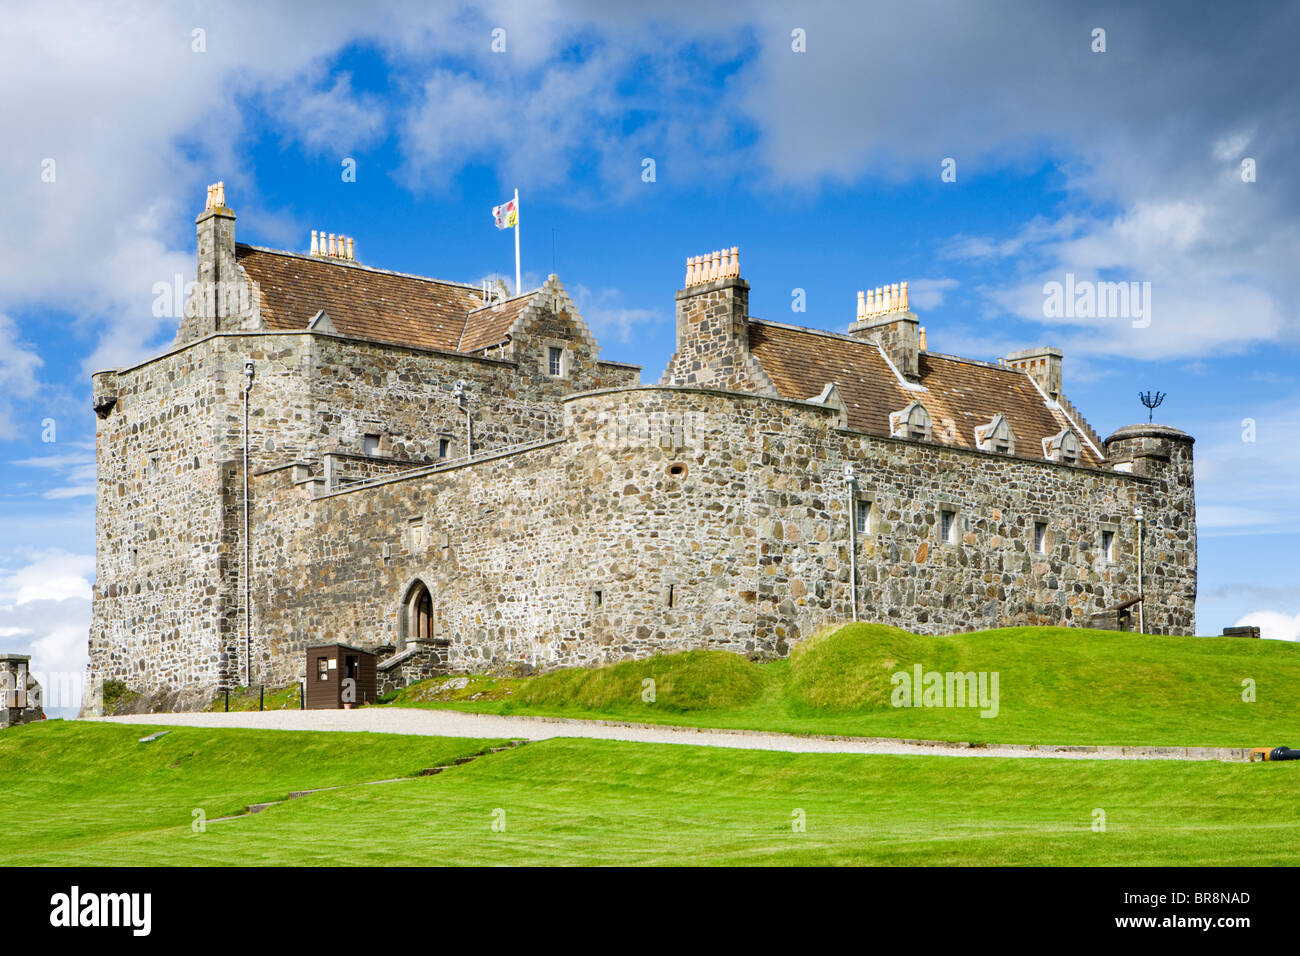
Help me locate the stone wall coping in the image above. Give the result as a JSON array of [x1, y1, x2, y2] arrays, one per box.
[[673, 275, 750, 300], [91, 327, 520, 379], [1104, 423, 1195, 445], [299, 436, 568, 500], [562, 384, 1151, 481]]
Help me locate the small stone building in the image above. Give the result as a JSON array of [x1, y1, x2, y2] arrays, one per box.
[[85, 184, 1197, 712], [1, 654, 44, 728]]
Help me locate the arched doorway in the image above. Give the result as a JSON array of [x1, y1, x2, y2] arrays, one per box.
[[403, 580, 434, 646]]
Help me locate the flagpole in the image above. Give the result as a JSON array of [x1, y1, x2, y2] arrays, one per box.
[[513, 187, 521, 296]]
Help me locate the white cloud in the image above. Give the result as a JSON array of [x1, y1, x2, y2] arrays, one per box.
[[0, 553, 93, 717], [0, 551, 94, 605], [0, 313, 43, 439], [1235, 611, 1300, 642]]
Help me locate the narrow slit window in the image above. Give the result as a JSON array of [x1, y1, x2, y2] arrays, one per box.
[[855, 499, 872, 534], [1101, 528, 1115, 562], [438, 438, 450, 458], [940, 508, 956, 544], [1033, 521, 1047, 554], [666, 584, 675, 608]]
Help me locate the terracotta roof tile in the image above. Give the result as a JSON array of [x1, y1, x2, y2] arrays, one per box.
[[747, 319, 1105, 468], [459, 294, 538, 352], [236, 245, 483, 351]]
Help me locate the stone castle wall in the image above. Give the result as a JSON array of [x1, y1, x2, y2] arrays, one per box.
[[89, 303, 635, 704], [234, 386, 1194, 691]]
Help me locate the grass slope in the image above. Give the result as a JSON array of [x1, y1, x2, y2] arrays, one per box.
[[0, 721, 502, 865], [4, 723, 1298, 866], [391, 624, 1300, 747]]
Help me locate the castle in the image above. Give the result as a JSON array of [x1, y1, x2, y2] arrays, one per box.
[[87, 184, 1197, 710]]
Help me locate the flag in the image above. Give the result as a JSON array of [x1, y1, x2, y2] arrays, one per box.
[[492, 197, 517, 230]]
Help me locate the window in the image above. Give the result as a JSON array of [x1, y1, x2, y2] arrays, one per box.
[[1101, 528, 1115, 562], [1043, 427, 1080, 465], [855, 499, 872, 535], [317, 657, 329, 680], [548, 346, 564, 377], [363, 433, 381, 456], [940, 508, 957, 544], [438, 438, 450, 458], [890, 402, 932, 442], [974, 414, 1016, 455], [1033, 521, 1047, 554], [666, 584, 675, 608], [592, 589, 603, 608], [147, 455, 159, 476]]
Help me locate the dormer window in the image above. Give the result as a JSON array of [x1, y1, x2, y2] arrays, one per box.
[[1043, 427, 1081, 465], [974, 413, 1016, 455], [889, 401, 932, 442]]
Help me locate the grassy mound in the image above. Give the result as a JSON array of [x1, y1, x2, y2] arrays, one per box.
[[517, 649, 764, 712], [392, 623, 1300, 747]]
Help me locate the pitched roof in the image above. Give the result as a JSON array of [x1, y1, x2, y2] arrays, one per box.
[[236, 245, 487, 351], [459, 294, 539, 353], [747, 319, 1105, 468]]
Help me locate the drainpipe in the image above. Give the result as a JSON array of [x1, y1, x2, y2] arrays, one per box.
[[243, 360, 254, 686], [1134, 505, 1145, 635], [843, 464, 858, 623], [454, 380, 472, 458]]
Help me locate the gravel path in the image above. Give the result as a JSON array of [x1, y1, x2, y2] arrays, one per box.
[[90, 708, 1249, 762]]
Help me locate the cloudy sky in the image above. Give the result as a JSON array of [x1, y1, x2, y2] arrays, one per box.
[[3, 1, 1298, 712]]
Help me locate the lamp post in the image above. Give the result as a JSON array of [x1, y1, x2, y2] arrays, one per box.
[[1134, 505, 1146, 635]]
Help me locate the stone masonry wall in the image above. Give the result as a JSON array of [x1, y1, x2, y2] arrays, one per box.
[[238, 386, 1195, 691], [90, 297, 634, 705]]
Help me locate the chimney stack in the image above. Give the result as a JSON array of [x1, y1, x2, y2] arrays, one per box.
[[310, 230, 356, 262], [1005, 347, 1064, 401], [664, 245, 776, 394], [849, 278, 919, 380]]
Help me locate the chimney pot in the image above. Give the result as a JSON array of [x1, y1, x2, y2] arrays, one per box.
[[857, 290, 866, 320], [346, 237, 354, 261], [901, 280, 909, 313], [730, 246, 740, 277], [310, 230, 319, 256]]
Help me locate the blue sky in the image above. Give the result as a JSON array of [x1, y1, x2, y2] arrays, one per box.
[[2, 1, 1298, 708]]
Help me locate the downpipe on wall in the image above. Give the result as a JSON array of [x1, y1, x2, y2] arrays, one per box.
[[1134, 505, 1145, 635], [243, 360, 254, 686], [844, 463, 858, 623]]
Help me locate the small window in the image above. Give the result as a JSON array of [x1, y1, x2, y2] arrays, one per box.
[[548, 346, 564, 377], [1101, 529, 1115, 562], [592, 589, 603, 608], [363, 434, 381, 455], [317, 658, 329, 680], [1033, 521, 1047, 554], [855, 499, 872, 535], [438, 438, 450, 458], [666, 584, 675, 608], [147, 455, 159, 476], [940, 508, 957, 544]]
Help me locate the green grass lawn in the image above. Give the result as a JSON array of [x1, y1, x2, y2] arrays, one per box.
[[0, 720, 503, 865], [4, 721, 1298, 866], [387, 624, 1300, 747]]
